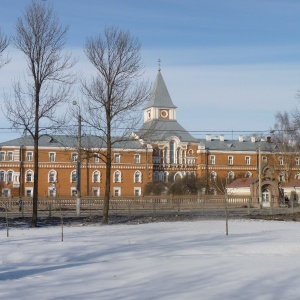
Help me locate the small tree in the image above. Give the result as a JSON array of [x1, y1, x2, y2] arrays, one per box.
[[4, 0, 75, 227], [82, 26, 150, 224]]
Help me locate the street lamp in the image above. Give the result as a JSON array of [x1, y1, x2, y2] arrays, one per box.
[[73, 101, 81, 217]]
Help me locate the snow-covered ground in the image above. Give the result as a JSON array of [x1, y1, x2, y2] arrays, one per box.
[[1, 220, 300, 300]]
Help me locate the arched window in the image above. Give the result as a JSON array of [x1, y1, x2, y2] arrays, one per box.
[[245, 171, 252, 178], [26, 170, 34, 182], [228, 171, 234, 181], [71, 170, 77, 183], [114, 170, 121, 183], [295, 173, 300, 179], [48, 170, 56, 183], [93, 171, 100, 182], [210, 171, 217, 182], [279, 173, 285, 182], [134, 171, 142, 183]]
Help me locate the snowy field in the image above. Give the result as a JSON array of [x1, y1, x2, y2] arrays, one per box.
[[1, 220, 300, 300]]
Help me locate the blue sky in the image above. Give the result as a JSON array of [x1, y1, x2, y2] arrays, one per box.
[[1, 0, 300, 141]]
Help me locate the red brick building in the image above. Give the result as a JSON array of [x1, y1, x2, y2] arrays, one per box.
[[0, 70, 299, 199]]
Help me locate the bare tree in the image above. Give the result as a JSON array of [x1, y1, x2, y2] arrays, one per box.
[[82, 26, 150, 224], [0, 29, 9, 68], [4, 0, 75, 227], [271, 111, 300, 183]]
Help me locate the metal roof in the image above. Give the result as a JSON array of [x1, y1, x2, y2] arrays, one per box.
[[0, 134, 145, 150], [144, 71, 177, 109]]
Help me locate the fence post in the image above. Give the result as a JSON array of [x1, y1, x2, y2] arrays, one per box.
[[6, 204, 9, 238], [247, 198, 250, 215], [153, 201, 156, 217], [127, 202, 131, 220], [48, 203, 52, 218]]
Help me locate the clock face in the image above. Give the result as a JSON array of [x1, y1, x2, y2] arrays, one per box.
[[160, 110, 169, 118]]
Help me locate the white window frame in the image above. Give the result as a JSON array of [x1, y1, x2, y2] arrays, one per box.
[[49, 152, 56, 162], [48, 170, 56, 183], [228, 156, 233, 165], [0, 171, 5, 182], [71, 170, 77, 183], [92, 187, 100, 196], [134, 187, 141, 196], [26, 151, 33, 161], [114, 154, 120, 163], [72, 153, 78, 162], [8, 152, 13, 161], [296, 157, 300, 166], [48, 187, 56, 197], [26, 170, 34, 182], [2, 188, 10, 197], [7, 171, 13, 183], [93, 171, 100, 183], [25, 187, 33, 197], [114, 187, 121, 196], [114, 170, 121, 183], [134, 171, 142, 183], [71, 187, 77, 196], [245, 156, 250, 165], [135, 154, 140, 164], [210, 155, 215, 165], [279, 157, 284, 166], [0, 151, 5, 161], [93, 153, 99, 163]]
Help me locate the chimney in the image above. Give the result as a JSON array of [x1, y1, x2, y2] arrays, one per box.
[[239, 135, 244, 142], [220, 134, 225, 142], [251, 136, 256, 143], [206, 134, 211, 141]]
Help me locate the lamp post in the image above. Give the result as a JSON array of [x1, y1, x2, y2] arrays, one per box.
[[73, 101, 81, 217]]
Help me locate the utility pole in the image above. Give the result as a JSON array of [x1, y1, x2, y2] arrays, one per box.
[[258, 144, 262, 209]]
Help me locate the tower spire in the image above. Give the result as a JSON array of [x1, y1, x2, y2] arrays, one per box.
[[158, 58, 161, 72]]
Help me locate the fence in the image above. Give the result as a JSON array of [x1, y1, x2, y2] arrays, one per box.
[[0, 195, 297, 220]]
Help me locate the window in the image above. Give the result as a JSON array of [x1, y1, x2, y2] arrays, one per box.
[[134, 187, 141, 196], [92, 187, 100, 196], [48, 188, 56, 197], [8, 152, 13, 161], [114, 187, 121, 196], [210, 156, 215, 165], [210, 171, 217, 182], [295, 173, 300, 179], [49, 152, 56, 162], [154, 171, 159, 182], [71, 170, 77, 182], [163, 172, 168, 183], [279, 157, 284, 166], [26, 170, 33, 182], [71, 188, 77, 196], [114, 170, 121, 182], [93, 171, 100, 182], [26, 152, 33, 161], [245, 171, 252, 178], [135, 154, 140, 164], [262, 156, 268, 163], [228, 171, 234, 181], [114, 154, 120, 163], [228, 156, 233, 165], [296, 157, 300, 166], [245, 156, 250, 165], [93, 153, 99, 163], [72, 153, 78, 162], [0, 171, 4, 182], [170, 141, 175, 164], [134, 171, 141, 183], [2, 188, 10, 197], [7, 171, 13, 182], [0, 152, 5, 161], [48, 170, 56, 183], [279, 173, 285, 182], [25, 188, 33, 197]]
